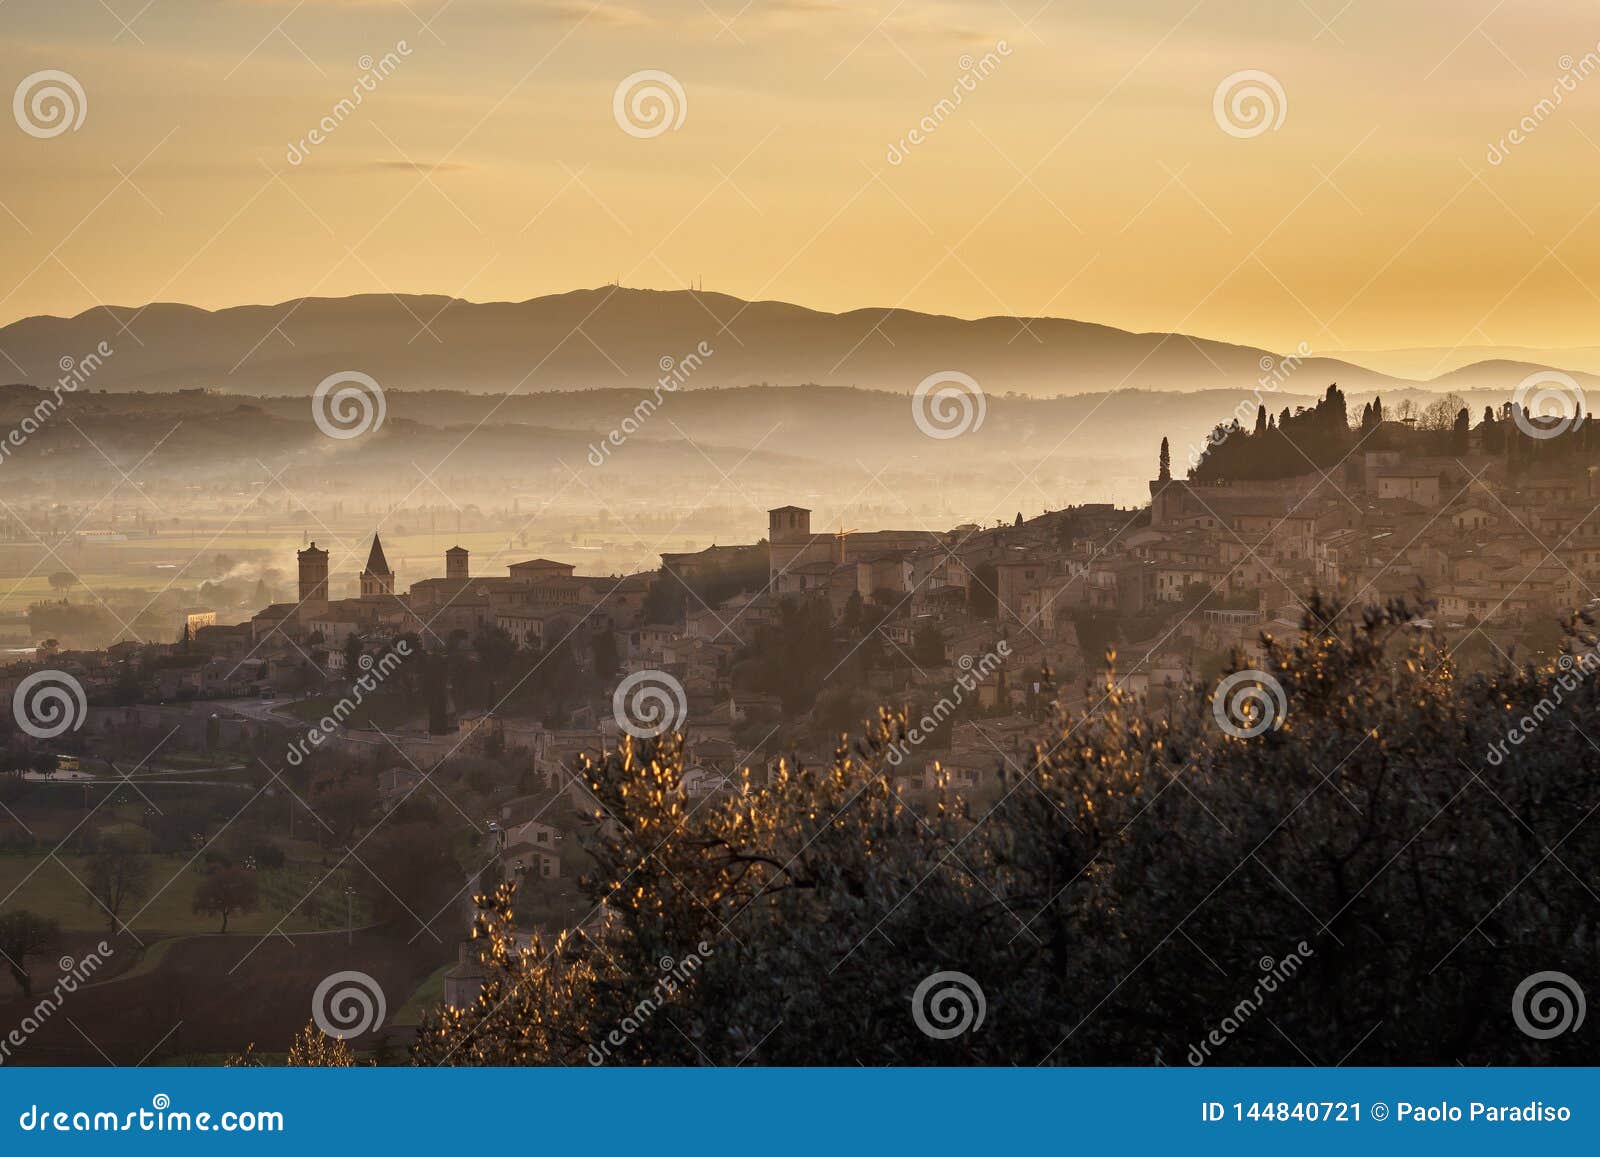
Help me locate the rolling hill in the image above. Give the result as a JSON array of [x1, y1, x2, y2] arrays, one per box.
[[5, 287, 1587, 399]]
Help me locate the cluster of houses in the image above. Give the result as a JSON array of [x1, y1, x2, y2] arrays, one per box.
[[633, 451, 1596, 789], [8, 440, 1593, 818], [217, 537, 652, 661]]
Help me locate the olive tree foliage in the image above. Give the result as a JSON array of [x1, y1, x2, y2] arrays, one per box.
[[229, 1022, 359, 1067], [412, 595, 1599, 1065]]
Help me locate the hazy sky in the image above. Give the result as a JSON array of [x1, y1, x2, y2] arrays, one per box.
[[3, 0, 1600, 357]]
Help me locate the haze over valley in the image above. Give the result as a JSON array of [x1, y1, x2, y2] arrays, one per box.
[[0, 287, 1574, 652]]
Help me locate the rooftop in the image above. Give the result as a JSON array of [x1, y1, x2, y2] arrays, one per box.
[[364, 534, 391, 575]]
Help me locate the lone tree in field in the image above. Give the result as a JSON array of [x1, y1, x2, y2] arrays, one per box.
[[47, 571, 76, 593], [0, 910, 59, 999], [193, 866, 260, 933], [86, 832, 153, 934]]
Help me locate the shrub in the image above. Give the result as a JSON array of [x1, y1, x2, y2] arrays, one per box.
[[404, 594, 1600, 1065]]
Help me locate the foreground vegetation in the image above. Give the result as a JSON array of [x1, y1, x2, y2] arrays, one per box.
[[392, 594, 1598, 1065]]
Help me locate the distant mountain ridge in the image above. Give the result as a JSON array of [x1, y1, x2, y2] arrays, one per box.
[[1, 287, 1592, 398]]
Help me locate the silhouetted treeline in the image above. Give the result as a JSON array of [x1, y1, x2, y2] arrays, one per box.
[[1191, 383, 1600, 481]]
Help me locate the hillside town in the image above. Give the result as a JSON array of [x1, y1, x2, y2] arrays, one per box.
[[10, 393, 1597, 796], [2, 389, 1595, 1057], [14, 0, 1600, 1090]]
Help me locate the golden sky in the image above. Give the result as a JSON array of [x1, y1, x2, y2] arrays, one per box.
[[4, 0, 1600, 357]]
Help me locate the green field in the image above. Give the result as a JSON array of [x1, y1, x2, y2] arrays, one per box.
[[0, 572, 131, 602], [0, 852, 359, 936], [392, 961, 451, 1026]]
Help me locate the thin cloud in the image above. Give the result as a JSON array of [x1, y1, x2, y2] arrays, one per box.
[[235, 0, 651, 22], [368, 159, 473, 173], [751, 0, 1003, 46], [281, 159, 477, 175], [529, 0, 652, 26]]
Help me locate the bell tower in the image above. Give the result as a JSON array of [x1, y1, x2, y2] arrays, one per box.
[[360, 534, 395, 597], [767, 505, 826, 582], [298, 542, 329, 606]]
